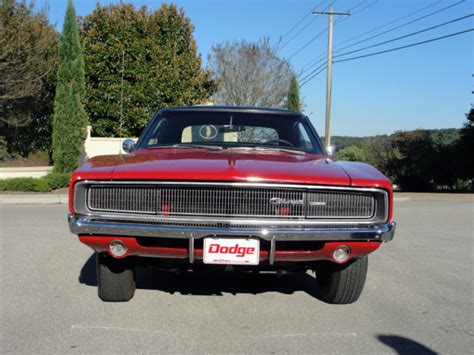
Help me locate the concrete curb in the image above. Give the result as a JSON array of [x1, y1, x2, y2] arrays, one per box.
[[0, 194, 68, 205]]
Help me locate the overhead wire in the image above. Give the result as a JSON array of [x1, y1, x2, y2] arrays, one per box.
[[299, 0, 463, 76], [333, 14, 473, 58], [276, 0, 328, 49], [300, 28, 473, 87], [286, 0, 377, 60], [332, 28, 473, 64], [278, 1, 331, 51], [334, 0, 467, 53]]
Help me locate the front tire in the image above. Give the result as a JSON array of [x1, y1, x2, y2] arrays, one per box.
[[97, 252, 135, 302], [317, 257, 368, 304]]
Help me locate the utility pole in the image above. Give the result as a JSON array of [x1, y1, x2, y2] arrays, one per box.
[[313, 4, 349, 149]]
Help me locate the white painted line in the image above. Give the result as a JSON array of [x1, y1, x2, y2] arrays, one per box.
[[255, 333, 357, 339], [71, 325, 172, 335]]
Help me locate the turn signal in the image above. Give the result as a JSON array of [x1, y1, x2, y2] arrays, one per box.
[[333, 245, 351, 262], [109, 240, 127, 257]]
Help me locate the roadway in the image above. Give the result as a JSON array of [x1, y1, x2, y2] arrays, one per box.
[[1, 195, 473, 353]]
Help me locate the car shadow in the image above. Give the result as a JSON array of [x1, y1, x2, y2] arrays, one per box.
[[79, 253, 322, 299], [377, 334, 438, 355]]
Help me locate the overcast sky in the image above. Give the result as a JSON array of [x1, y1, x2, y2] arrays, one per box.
[[38, 0, 472, 137]]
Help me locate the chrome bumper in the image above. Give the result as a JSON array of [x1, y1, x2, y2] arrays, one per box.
[[68, 214, 396, 242]]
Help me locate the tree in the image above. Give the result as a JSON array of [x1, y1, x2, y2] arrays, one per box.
[[382, 130, 436, 191], [336, 146, 367, 162], [0, 0, 58, 158], [457, 107, 474, 185], [52, 0, 88, 173], [208, 38, 292, 107], [80, 3, 215, 137], [286, 74, 301, 112]]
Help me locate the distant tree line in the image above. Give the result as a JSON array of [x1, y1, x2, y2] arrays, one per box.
[[335, 113, 473, 191]]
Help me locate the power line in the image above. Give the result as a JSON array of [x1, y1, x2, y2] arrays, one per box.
[[333, 28, 473, 63], [300, 28, 472, 86], [286, 0, 376, 60], [335, 0, 466, 53], [302, 0, 465, 77], [300, 63, 327, 87], [277, 0, 328, 48], [287, 28, 327, 60], [278, 2, 331, 51], [298, 0, 379, 72], [335, 0, 443, 48], [333, 14, 473, 59]]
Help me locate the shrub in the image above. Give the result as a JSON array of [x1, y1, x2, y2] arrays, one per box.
[[46, 172, 71, 190], [0, 173, 71, 192], [0, 137, 9, 162]]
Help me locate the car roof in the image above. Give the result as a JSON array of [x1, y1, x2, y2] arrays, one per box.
[[160, 105, 304, 117]]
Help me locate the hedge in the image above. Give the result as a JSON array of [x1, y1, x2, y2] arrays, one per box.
[[0, 173, 71, 192]]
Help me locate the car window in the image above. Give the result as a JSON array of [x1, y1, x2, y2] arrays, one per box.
[[137, 111, 323, 154], [181, 125, 278, 143], [295, 122, 314, 149]]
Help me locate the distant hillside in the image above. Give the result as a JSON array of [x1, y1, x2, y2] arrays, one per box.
[[328, 128, 460, 149]]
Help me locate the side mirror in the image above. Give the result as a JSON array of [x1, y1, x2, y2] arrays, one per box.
[[326, 145, 336, 156], [122, 139, 135, 153]]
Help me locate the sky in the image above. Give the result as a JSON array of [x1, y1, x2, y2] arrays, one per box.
[[34, 0, 472, 137]]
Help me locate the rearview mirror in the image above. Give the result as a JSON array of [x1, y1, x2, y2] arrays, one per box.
[[122, 139, 135, 153], [218, 125, 246, 134]]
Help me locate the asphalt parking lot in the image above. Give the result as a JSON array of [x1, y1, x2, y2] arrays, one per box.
[[1, 195, 473, 354]]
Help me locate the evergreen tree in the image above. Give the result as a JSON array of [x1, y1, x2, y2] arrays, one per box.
[[52, 0, 87, 173], [286, 74, 301, 112]]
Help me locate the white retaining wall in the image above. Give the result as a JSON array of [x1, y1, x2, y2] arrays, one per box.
[[82, 126, 137, 160], [0, 166, 53, 179]]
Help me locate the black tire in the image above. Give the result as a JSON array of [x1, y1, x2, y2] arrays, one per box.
[[97, 252, 135, 302], [317, 257, 368, 304]]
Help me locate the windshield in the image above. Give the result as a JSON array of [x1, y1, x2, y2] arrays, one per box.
[[136, 110, 324, 154]]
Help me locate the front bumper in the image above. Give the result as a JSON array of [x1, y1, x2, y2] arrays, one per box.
[[68, 214, 396, 243]]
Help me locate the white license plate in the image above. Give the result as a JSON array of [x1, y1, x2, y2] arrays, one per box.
[[203, 238, 260, 265]]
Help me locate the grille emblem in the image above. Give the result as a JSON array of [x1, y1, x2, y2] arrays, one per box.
[[269, 197, 304, 206], [309, 201, 327, 206]]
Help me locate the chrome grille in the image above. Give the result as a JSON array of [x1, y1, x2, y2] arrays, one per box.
[[87, 184, 377, 220], [306, 191, 374, 218]]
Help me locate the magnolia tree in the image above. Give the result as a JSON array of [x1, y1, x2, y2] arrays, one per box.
[[81, 3, 215, 137]]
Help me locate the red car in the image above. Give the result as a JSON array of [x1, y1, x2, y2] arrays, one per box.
[[68, 106, 396, 303]]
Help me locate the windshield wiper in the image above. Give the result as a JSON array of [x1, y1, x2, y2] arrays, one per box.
[[226, 146, 307, 156], [149, 144, 223, 151]]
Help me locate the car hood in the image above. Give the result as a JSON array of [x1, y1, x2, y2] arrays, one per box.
[[73, 149, 391, 190], [74, 149, 351, 186]]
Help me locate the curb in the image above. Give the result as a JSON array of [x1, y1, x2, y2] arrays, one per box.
[[0, 194, 68, 205]]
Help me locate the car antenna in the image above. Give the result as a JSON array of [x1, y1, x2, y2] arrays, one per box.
[[119, 49, 125, 157]]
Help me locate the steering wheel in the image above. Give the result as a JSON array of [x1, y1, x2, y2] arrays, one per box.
[[263, 139, 295, 147]]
